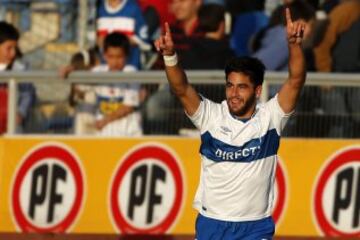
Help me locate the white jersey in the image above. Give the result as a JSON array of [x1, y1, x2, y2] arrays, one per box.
[[92, 65, 142, 136], [188, 95, 292, 222]]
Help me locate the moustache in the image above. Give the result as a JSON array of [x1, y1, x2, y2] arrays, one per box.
[[229, 97, 244, 103]]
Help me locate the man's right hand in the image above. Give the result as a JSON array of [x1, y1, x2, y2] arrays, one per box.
[[154, 23, 201, 117], [154, 22, 175, 56]]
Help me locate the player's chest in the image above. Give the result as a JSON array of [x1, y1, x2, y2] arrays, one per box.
[[211, 117, 264, 144]]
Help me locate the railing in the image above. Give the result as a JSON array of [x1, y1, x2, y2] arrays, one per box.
[[0, 71, 359, 137]]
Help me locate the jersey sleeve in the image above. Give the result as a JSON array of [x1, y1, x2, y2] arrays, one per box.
[[186, 97, 218, 133], [265, 94, 294, 135]]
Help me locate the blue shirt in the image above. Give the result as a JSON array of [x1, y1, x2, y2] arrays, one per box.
[[252, 25, 289, 71], [96, 0, 149, 68]]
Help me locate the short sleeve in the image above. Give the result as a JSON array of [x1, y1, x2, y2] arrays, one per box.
[[186, 97, 218, 133], [265, 94, 294, 134]]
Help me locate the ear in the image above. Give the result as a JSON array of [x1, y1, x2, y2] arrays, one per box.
[[255, 85, 262, 98]]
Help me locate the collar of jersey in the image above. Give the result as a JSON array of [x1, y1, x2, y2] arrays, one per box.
[[230, 114, 250, 123], [224, 101, 259, 124]]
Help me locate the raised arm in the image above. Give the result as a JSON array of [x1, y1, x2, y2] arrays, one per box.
[[277, 8, 306, 114], [154, 23, 200, 116]]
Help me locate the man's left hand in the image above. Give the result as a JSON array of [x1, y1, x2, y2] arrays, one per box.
[[286, 7, 306, 45]]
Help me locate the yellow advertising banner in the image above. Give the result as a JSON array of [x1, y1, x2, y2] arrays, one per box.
[[0, 137, 359, 237]]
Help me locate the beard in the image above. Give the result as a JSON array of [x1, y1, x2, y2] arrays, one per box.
[[228, 93, 257, 117]]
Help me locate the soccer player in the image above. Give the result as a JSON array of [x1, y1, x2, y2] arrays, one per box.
[[155, 7, 306, 239]]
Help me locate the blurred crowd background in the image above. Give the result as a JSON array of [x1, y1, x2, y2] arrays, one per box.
[[0, 0, 359, 138]]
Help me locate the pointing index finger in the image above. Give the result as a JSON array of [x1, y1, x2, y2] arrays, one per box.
[[165, 22, 171, 36], [285, 8, 293, 25]]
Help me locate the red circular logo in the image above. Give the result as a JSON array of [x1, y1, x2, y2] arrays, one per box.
[[11, 143, 85, 232], [314, 147, 360, 237], [110, 144, 184, 233], [273, 158, 287, 223]]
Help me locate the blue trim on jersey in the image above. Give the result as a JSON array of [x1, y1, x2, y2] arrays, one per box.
[[200, 128, 280, 162], [237, 117, 250, 123]]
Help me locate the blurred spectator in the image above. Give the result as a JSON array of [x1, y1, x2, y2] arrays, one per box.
[[137, 0, 176, 69], [182, 3, 235, 104], [332, 18, 360, 72], [314, 0, 360, 137], [170, 0, 204, 58], [66, 48, 100, 135], [229, 0, 269, 56], [151, 0, 204, 69], [59, 46, 102, 79], [92, 32, 142, 136], [182, 3, 234, 70], [314, 0, 360, 72], [96, 0, 150, 69], [138, 0, 176, 39], [0, 21, 35, 134], [252, 0, 315, 71]]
